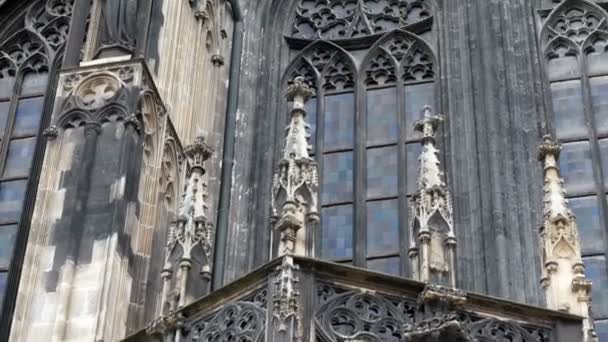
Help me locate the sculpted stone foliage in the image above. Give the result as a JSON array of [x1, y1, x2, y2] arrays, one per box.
[[288, 0, 432, 41]]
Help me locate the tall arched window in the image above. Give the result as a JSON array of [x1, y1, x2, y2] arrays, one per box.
[[0, 0, 71, 323], [540, 0, 608, 335], [281, 0, 436, 276]]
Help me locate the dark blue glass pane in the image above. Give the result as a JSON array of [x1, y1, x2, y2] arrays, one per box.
[[14, 97, 44, 137], [0, 180, 27, 223], [367, 257, 400, 276], [560, 142, 594, 195], [571, 196, 604, 255], [0, 272, 6, 309], [404, 83, 434, 139], [367, 146, 398, 198], [585, 256, 608, 319], [551, 81, 587, 140], [367, 200, 399, 257], [596, 320, 608, 342], [322, 152, 353, 205], [406, 143, 422, 195], [20, 72, 48, 96], [3, 137, 36, 178], [324, 93, 354, 151], [0, 224, 17, 268], [592, 77, 608, 135], [367, 88, 398, 145], [321, 205, 353, 260], [306, 97, 317, 153], [0, 101, 8, 139]]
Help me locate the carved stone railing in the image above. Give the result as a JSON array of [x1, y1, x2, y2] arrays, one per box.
[[126, 256, 583, 342]]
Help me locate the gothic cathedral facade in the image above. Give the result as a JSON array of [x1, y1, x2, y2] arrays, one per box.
[[0, 0, 606, 341]]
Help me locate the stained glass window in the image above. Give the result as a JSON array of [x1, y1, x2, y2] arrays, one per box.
[[283, 10, 436, 276], [541, 1, 608, 324]]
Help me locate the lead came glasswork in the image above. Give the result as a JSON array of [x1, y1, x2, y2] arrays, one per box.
[[324, 93, 354, 151], [321, 205, 354, 260], [0, 180, 27, 223], [571, 196, 604, 255], [0, 273, 6, 310], [404, 83, 434, 139], [584, 256, 608, 319], [366, 200, 399, 257], [550, 81, 587, 140], [559, 141, 594, 194], [3, 138, 36, 178], [367, 146, 398, 198], [591, 77, 608, 135], [13, 97, 44, 137], [0, 224, 17, 268], [366, 87, 398, 146], [367, 257, 400, 276], [406, 143, 422, 195], [20, 72, 48, 96], [322, 152, 353, 205]]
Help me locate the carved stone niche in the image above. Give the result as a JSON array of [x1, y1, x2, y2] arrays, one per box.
[[124, 257, 582, 342]]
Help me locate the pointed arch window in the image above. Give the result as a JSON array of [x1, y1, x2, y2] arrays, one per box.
[[540, 0, 608, 329], [280, 0, 437, 276], [0, 0, 72, 324]]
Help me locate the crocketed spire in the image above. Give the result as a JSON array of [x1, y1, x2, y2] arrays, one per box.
[[538, 134, 597, 342], [160, 136, 214, 311], [271, 77, 319, 257], [409, 106, 456, 288]]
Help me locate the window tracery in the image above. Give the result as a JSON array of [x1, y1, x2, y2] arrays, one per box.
[[281, 0, 436, 275], [0, 0, 72, 329], [540, 0, 608, 333]]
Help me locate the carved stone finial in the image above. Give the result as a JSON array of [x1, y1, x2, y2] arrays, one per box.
[[285, 76, 315, 106], [272, 256, 301, 335], [272, 78, 319, 258], [409, 106, 456, 288], [184, 135, 214, 170], [537, 134, 597, 342], [160, 135, 215, 312]]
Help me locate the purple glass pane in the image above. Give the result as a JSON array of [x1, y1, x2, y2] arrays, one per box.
[[571, 196, 603, 255], [406, 143, 422, 195], [3, 137, 36, 178], [367, 200, 399, 257], [20, 72, 48, 96], [367, 257, 400, 276], [0, 180, 27, 223], [584, 256, 608, 319], [367, 88, 398, 145], [321, 205, 353, 260], [404, 83, 434, 139], [591, 77, 608, 135], [14, 97, 44, 137], [551, 81, 587, 140], [0, 224, 17, 268], [560, 142, 594, 195], [324, 93, 354, 151], [322, 152, 353, 205], [367, 146, 398, 198]]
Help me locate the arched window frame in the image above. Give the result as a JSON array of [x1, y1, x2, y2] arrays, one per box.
[[276, 0, 439, 277], [539, 0, 608, 329], [0, 0, 72, 333]]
